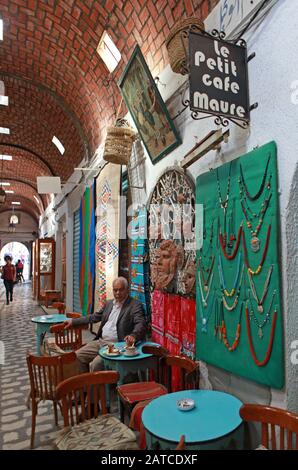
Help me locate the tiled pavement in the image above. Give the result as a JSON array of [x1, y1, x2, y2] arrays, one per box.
[[0, 282, 61, 450]]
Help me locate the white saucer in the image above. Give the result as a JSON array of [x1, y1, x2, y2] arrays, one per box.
[[104, 349, 121, 356]]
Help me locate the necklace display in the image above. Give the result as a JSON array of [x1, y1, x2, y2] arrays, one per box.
[[245, 293, 277, 367], [218, 252, 242, 297], [199, 291, 216, 333], [239, 154, 271, 202], [226, 200, 236, 253], [198, 270, 214, 307], [216, 162, 232, 216], [242, 225, 271, 275], [222, 266, 244, 312], [198, 256, 215, 294], [248, 265, 273, 313], [219, 223, 243, 261], [221, 301, 243, 352]]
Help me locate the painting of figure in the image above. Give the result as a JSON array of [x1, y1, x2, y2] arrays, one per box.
[[118, 45, 181, 164]]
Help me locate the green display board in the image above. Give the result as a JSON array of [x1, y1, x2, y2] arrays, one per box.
[[196, 141, 284, 389]]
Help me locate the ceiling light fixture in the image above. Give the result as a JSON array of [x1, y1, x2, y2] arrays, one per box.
[[5, 190, 14, 194], [0, 150, 6, 204], [0, 155, 12, 161], [0, 127, 10, 134], [0, 19, 3, 41], [11, 201, 20, 205], [0, 96, 8, 106], [0, 182, 10, 186], [33, 195, 40, 204], [52, 136, 65, 155]]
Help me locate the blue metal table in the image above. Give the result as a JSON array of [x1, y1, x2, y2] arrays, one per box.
[[142, 390, 243, 450], [99, 341, 159, 385], [31, 314, 68, 355]]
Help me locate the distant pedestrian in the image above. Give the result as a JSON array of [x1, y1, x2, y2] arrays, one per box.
[[1, 255, 16, 305], [16, 259, 24, 283]]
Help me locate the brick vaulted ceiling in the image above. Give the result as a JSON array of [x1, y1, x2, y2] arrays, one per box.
[[0, 0, 218, 222]]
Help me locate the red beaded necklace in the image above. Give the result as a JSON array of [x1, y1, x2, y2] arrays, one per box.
[[219, 224, 243, 261], [245, 305, 277, 367], [242, 225, 271, 275]]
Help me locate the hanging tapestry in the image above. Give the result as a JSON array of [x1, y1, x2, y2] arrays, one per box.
[[180, 298, 196, 360], [129, 208, 151, 321], [151, 290, 166, 347], [95, 163, 121, 311], [148, 168, 196, 297], [196, 141, 284, 389], [164, 293, 181, 344], [79, 184, 96, 316]]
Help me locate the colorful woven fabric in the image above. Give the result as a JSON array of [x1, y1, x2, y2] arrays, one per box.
[[164, 293, 181, 343], [95, 164, 121, 310], [165, 336, 182, 392], [79, 184, 95, 316], [129, 208, 150, 321], [151, 290, 166, 345], [117, 381, 167, 405], [180, 298, 196, 359]]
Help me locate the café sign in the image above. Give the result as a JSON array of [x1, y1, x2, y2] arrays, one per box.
[[189, 31, 250, 125]]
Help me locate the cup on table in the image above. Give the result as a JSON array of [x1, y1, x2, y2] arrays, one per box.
[[107, 343, 115, 353]]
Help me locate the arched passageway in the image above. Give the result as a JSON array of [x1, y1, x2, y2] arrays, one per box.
[[0, 242, 30, 280]]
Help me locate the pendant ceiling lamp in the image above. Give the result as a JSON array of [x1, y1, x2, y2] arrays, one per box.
[[0, 156, 6, 204]]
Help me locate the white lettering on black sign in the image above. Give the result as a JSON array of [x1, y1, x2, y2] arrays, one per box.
[[189, 31, 249, 122]]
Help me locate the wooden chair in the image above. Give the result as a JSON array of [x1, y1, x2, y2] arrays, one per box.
[[49, 314, 87, 352], [240, 404, 298, 450], [176, 435, 186, 450], [51, 302, 66, 314], [165, 355, 200, 392], [26, 351, 77, 448], [55, 371, 138, 450], [117, 345, 169, 422]]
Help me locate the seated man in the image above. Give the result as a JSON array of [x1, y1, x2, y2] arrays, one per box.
[[65, 277, 146, 373]]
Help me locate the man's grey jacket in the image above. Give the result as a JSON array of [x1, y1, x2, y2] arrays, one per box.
[[72, 296, 147, 342]]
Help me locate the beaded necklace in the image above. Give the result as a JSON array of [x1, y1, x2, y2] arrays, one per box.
[[221, 301, 243, 352], [240, 191, 272, 253], [242, 225, 271, 275], [199, 290, 215, 333], [216, 162, 232, 216], [198, 256, 215, 293], [248, 265, 273, 313], [219, 224, 243, 261], [222, 266, 244, 312], [198, 271, 214, 307], [245, 292, 277, 367], [239, 154, 271, 202], [218, 252, 242, 298], [248, 290, 276, 339]]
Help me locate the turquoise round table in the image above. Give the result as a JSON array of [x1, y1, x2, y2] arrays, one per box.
[[31, 314, 68, 355], [99, 341, 159, 385], [142, 390, 244, 450]]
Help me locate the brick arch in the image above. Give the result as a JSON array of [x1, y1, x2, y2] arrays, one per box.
[[0, 0, 217, 207], [0, 194, 40, 222], [0, 179, 44, 213]]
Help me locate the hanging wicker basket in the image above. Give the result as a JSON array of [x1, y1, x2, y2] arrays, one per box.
[[103, 119, 136, 166], [165, 17, 205, 75]]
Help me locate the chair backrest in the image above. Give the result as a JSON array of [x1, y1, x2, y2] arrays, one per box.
[[165, 355, 199, 392], [240, 404, 298, 450], [26, 351, 77, 401], [142, 344, 168, 382], [52, 302, 66, 314], [176, 435, 186, 450], [55, 371, 119, 427], [49, 321, 85, 351], [66, 312, 82, 319]]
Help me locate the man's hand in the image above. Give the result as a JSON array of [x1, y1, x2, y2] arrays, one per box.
[[64, 320, 73, 329], [124, 335, 135, 346]]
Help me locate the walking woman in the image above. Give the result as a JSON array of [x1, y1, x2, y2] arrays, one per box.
[[1, 255, 16, 305]]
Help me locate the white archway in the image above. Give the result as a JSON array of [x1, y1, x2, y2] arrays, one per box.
[[0, 242, 30, 280]]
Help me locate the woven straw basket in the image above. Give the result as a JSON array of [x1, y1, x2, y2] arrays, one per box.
[[165, 17, 204, 75], [103, 124, 136, 165]]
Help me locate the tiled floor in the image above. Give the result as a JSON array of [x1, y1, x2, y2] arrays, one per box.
[[0, 282, 102, 450], [0, 282, 63, 449]]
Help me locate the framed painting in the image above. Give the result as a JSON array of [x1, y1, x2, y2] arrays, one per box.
[[118, 45, 181, 164]]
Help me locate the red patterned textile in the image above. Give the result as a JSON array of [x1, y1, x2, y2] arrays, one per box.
[[164, 293, 181, 342], [151, 290, 166, 345], [180, 298, 196, 359], [117, 382, 167, 405]]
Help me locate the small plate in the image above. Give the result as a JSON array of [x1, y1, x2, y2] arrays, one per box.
[[177, 398, 195, 411], [104, 349, 121, 356], [46, 315, 54, 319]]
